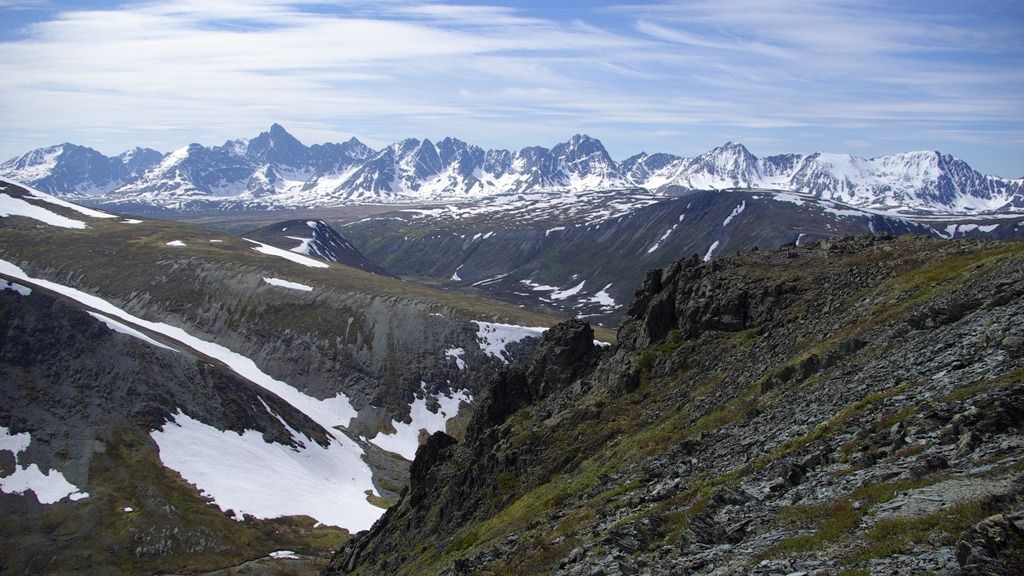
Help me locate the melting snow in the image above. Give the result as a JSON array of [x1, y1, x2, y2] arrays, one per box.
[[152, 411, 380, 530], [722, 201, 746, 226], [471, 273, 510, 287], [1, 179, 115, 220], [0, 192, 88, 229], [647, 225, 678, 253], [1, 279, 31, 295], [270, 551, 300, 560], [286, 236, 314, 254], [475, 321, 546, 363], [550, 280, 586, 301], [166, 240, 186, 247], [0, 425, 89, 504], [583, 283, 616, 307], [703, 241, 720, 262], [244, 239, 329, 268], [263, 277, 313, 292], [368, 383, 472, 460], [445, 347, 467, 370], [88, 311, 176, 351]]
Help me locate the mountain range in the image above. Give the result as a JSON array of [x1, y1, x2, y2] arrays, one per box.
[[3, 124, 1022, 214]]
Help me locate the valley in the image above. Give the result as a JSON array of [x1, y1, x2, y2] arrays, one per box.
[[1, 130, 1022, 575]]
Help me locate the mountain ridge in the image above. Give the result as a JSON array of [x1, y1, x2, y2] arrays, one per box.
[[3, 125, 1022, 215]]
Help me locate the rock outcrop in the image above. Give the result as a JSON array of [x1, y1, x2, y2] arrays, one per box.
[[328, 236, 1024, 576]]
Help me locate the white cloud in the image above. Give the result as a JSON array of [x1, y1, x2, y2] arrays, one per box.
[[0, 0, 1020, 175]]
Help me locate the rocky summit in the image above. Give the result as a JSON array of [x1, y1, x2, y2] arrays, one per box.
[[327, 236, 1024, 576]]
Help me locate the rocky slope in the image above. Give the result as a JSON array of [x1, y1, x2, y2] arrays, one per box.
[[337, 189, 1024, 325], [0, 179, 572, 574], [328, 236, 1024, 576], [3, 126, 1021, 214]]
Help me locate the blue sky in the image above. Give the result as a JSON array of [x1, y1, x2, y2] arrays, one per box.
[[1, 0, 1022, 176]]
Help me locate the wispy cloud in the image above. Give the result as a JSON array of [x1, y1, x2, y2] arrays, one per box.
[[0, 0, 1021, 175]]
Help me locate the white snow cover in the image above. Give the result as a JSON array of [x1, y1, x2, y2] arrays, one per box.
[[270, 551, 300, 560], [0, 425, 89, 504], [475, 321, 546, 363], [445, 347, 467, 370], [286, 236, 314, 254], [121, 219, 143, 224], [0, 259, 379, 529], [368, 383, 472, 460], [152, 411, 381, 530], [722, 201, 746, 226], [583, 283, 616, 307], [244, 239, 329, 268], [0, 178, 115, 219], [550, 280, 586, 301], [263, 277, 314, 292], [166, 240, 186, 247], [703, 241, 720, 262], [1, 279, 31, 295], [522, 279, 560, 292], [545, 226, 566, 236], [0, 191, 88, 228], [88, 311, 176, 351]]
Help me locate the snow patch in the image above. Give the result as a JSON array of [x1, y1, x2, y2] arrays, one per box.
[[285, 236, 314, 254], [0, 193, 88, 229], [0, 425, 89, 504], [2, 179, 116, 219], [263, 277, 313, 292], [475, 321, 546, 363], [545, 226, 565, 237], [703, 241, 720, 262], [270, 551, 300, 560], [88, 311, 176, 351], [583, 283, 616, 307], [165, 240, 186, 247], [152, 411, 380, 531], [1, 279, 31, 295], [550, 280, 586, 301], [722, 201, 746, 226], [445, 347, 467, 370], [367, 383, 472, 461], [244, 239, 329, 268], [121, 219, 143, 224]]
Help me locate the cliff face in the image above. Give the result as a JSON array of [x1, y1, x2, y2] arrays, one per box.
[[328, 236, 1024, 576]]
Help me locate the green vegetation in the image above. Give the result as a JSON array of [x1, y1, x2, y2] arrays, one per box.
[[762, 476, 942, 562], [844, 499, 989, 564]]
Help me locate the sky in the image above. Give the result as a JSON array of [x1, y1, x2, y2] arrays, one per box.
[[0, 0, 1022, 177]]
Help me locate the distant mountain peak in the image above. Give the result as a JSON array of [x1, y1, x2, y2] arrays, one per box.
[[1, 132, 1020, 214]]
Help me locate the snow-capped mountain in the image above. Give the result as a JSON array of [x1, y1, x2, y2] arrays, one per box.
[[3, 125, 1021, 214], [626, 143, 1024, 214], [0, 143, 162, 196]]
